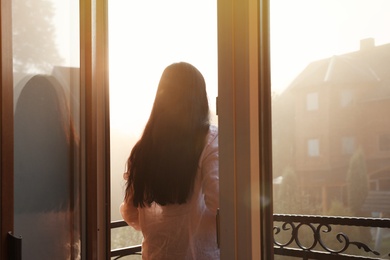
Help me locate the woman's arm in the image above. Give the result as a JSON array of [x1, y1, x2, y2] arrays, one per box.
[[120, 172, 141, 230], [201, 131, 219, 215], [120, 200, 141, 231]]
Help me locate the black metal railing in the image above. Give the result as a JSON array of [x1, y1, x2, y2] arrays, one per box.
[[274, 214, 390, 260], [110, 220, 141, 259], [110, 215, 390, 259]]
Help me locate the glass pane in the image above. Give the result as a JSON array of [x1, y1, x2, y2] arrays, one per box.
[[13, 0, 81, 259], [271, 0, 390, 255], [109, 0, 218, 253]]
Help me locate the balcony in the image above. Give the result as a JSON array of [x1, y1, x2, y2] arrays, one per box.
[[111, 215, 390, 259]]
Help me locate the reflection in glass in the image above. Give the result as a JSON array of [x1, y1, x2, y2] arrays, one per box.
[[13, 0, 80, 259], [14, 75, 80, 259], [271, 0, 390, 255]]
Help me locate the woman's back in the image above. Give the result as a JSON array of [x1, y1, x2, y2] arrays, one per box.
[[121, 126, 219, 259], [120, 62, 219, 259]]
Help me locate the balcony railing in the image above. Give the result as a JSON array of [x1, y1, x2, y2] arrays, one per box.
[[110, 220, 141, 259], [274, 214, 390, 260], [111, 215, 390, 259]]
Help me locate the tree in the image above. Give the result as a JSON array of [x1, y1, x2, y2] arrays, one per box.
[[346, 147, 369, 216], [274, 167, 301, 214], [272, 90, 295, 178], [13, 0, 64, 74]]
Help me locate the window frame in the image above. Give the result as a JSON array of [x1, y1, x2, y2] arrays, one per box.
[[2, 0, 274, 258], [80, 0, 110, 258], [0, 0, 14, 258], [218, 0, 273, 259], [0, 0, 110, 258]]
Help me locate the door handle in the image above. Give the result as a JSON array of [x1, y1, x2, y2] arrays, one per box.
[[7, 231, 22, 260]]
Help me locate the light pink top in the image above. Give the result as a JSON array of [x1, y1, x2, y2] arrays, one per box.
[[120, 125, 219, 260]]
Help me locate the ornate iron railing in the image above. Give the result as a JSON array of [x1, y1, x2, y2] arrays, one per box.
[[110, 215, 390, 259], [274, 214, 390, 260]]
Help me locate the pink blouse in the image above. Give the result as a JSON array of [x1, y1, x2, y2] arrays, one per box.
[[120, 125, 219, 260]]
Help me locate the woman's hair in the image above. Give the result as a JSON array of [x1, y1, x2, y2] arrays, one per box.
[[125, 62, 210, 207]]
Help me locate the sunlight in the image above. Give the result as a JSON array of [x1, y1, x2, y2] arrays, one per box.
[[270, 0, 390, 92], [109, 0, 217, 134], [108, 0, 218, 222], [108, 0, 390, 252]]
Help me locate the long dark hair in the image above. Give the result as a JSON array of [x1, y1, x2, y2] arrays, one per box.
[[125, 62, 210, 207]]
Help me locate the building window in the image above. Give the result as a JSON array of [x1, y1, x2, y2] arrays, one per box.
[[306, 92, 319, 111], [342, 136, 355, 155], [340, 90, 353, 107], [379, 134, 390, 151], [308, 139, 320, 157]]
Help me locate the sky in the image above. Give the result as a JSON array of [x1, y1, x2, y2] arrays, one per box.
[[108, 0, 390, 131], [108, 0, 218, 219], [107, 0, 390, 219], [270, 0, 390, 92], [108, 0, 218, 133]]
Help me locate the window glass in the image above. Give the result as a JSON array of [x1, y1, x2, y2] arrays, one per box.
[[108, 0, 218, 251], [13, 0, 81, 258], [271, 0, 390, 223]]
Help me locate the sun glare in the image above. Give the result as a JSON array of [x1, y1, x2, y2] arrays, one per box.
[[109, 0, 218, 221], [108, 0, 390, 222], [270, 0, 390, 92]]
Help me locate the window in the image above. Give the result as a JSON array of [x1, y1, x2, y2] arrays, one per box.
[[1, 0, 109, 258], [340, 89, 353, 107], [12, 0, 81, 258], [306, 92, 319, 111], [342, 136, 355, 155], [308, 139, 320, 157], [379, 133, 390, 151], [108, 0, 218, 252]]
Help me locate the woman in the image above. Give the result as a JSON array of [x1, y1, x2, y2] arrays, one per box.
[[120, 62, 219, 259]]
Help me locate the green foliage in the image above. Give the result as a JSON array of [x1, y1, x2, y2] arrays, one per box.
[[274, 167, 320, 215], [274, 167, 300, 214], [326, 200, 350, 216], [111, 226, 143, 250], [346, 147, 369, 216], [320, 200, 374, 256], [13, 0, 64, 74]]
